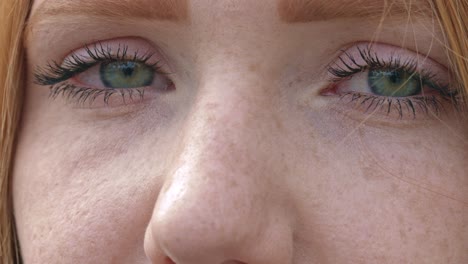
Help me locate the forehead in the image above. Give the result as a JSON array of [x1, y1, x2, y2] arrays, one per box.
[[31, 0, 433, 23]]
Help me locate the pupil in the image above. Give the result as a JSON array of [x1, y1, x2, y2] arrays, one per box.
[[389, 70, 403, 84], [121, 63, 135, 77]]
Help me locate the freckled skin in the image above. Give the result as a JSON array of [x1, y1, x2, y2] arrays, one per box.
[[12, 0, 468, 263]]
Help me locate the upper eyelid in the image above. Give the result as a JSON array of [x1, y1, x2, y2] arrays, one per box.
[[329, 42, 449, 70], [36, 41, 449, 88], [327, 43, 452, 86], [323, 45, 463, 119], [34, 43, 165, 86], [65, 44, 158, 68], [329, 48, 422, 80]]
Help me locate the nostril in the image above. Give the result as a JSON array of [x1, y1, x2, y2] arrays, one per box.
[[164, 256, 176, 264]]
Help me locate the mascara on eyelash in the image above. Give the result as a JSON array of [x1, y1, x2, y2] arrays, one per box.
[[327, 46, 457, 97], [48, 82, 147, 106], [338, 92, 448, 119], [326, 46, 463, 118], [33, 43, 162, 86]]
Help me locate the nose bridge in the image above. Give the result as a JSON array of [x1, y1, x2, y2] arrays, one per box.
[[145, 75, 293, 263], [171, 70, 282, 199], [159, 93, 271, 237]]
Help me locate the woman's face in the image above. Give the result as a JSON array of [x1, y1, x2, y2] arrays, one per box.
[[12, 0, 468, 263]]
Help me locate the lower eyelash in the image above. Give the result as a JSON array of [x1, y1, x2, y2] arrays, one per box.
[[338, 92, 458, 119], [49, 82, 146, 106], [326, 45, 466, 119]]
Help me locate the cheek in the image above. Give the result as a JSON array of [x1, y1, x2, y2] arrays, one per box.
[[11, 106, 176, 262], [12, 81, 468, 263], [302, 102, 468, 197], [358, 123, 468, 200], [290, 109, 468, 261]]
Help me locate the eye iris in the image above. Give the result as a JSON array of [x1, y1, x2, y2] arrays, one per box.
[[368, 69, 421, 97], [100, 61, 154, 88]]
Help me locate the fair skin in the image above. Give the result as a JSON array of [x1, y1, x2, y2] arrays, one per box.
[[12, 0, 468, 263]]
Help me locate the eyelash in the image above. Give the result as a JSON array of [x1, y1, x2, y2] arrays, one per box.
[[34, 43, 167, 105], [327, 47, 462, 118], [36, 44, 462, 117]]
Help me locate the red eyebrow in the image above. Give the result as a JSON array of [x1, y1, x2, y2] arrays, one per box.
[[30, 0, 189, 22]]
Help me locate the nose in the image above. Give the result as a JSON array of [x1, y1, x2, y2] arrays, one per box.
[[144, 77, 295, 264]]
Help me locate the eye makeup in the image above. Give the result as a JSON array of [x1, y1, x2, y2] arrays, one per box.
[[34, 39, 174, 107], [323, 43, 463, 120], [34, 39, 463, 121]]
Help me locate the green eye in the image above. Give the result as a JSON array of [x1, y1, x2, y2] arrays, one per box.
[[368, 69, 421, 97], [100, 61, 154, 88]]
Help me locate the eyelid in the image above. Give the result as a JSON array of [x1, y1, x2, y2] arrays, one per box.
[[34, 38, 168, 86], [320, 42, 463, 121], [72, 40, 160, 65], [33, 38, 176, 109], [328, 43, 452, 87]]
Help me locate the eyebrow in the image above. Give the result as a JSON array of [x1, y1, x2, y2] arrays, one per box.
[[278, 0, 432, 22], [30, 0, 189, 23]]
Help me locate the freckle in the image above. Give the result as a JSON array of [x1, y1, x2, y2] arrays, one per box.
[[385, 183, 398, 198], [204, 102, 219, 110], [203, 103, 219, 123], [439, 238, 449, 252], [399, 229, 407, 241], [361, 166, 384, 181], [273, 114, 284, 130], [397, 214, 404, 225], [248, 63, 259, 73], [229, 178, 239, 188]]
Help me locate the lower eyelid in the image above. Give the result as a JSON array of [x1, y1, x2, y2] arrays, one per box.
[[326, 92, 453, 124], [49, 82, 158, 109]]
